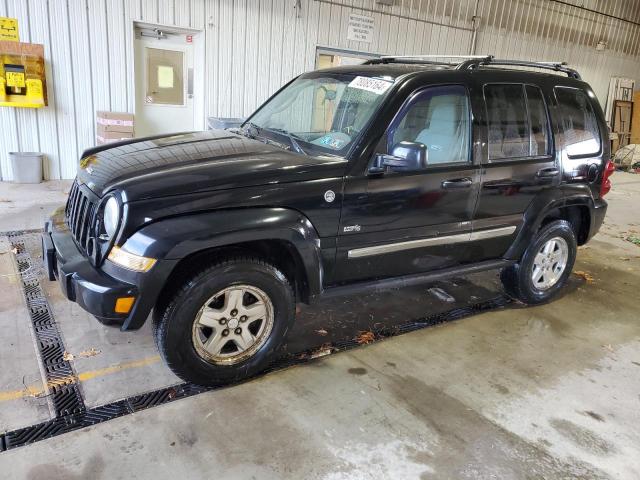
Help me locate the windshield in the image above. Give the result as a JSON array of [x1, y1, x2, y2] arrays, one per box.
[[244, 73, 395, 156]]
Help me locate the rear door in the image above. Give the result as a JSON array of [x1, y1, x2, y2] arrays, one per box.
[[334, 84, 481, 283], [472, 83, 559, 260]]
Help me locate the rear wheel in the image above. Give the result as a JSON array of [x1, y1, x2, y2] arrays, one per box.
[[501, 220, 577, 304], [153, 257, 295, 386]]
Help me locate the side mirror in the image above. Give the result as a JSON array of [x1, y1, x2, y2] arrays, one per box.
[[369, 141, 428, 173]]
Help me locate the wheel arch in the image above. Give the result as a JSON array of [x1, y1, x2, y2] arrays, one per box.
[[505, 191, 594, 260], [155, 238, 314, 315], [120, 208, 324, 328]]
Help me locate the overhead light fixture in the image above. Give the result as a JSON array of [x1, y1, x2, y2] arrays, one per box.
[[596, 40, 607, 51]]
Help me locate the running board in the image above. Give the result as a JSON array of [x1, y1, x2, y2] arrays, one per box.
[[314, 259, 515, 302]]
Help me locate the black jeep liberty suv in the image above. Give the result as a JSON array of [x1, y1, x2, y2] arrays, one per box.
[[42, 56, 612, 385]]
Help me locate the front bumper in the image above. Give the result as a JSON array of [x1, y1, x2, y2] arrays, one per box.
[[42, 210, 174, 330]]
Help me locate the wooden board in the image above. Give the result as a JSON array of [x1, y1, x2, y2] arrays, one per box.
[[631, 91, 640, 145]]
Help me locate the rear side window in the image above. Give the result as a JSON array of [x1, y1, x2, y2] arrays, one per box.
[[526, 86, 550, 156], [484, 84, 551, 160], [555, 87, 600, 157]]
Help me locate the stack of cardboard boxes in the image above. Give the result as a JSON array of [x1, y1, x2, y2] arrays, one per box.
[[96, 111, 134, 145]]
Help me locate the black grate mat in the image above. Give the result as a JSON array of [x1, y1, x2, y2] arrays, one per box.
[[6, 232, 86, 420], [0, 231, 511, 451]]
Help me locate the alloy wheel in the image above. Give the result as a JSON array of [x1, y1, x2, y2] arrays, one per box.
[[531, 236, 569, 291], [192, 285, 274, 365]]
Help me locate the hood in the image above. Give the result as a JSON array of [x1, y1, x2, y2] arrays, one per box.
[[77, 130, 348, 201]]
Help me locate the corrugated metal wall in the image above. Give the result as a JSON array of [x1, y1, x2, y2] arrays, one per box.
[[1, 0, 640, 180]]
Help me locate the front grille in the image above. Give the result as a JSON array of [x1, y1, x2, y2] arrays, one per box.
[[65, 181, 97, 254]]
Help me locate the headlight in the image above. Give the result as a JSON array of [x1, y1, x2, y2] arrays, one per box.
[[107, 246, 157, 272], [103, 196, 120, 238]]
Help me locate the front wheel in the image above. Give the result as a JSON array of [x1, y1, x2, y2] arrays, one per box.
[[153, 257, 295, 386], [501, 220, 577, 305]]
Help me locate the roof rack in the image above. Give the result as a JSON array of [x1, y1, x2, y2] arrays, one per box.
[[363, 54, 581, 80], [456, 55, 582, 79], [364, 55, 487, 66]]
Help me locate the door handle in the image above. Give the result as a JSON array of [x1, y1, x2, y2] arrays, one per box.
[[536, 167, 560, 178], [441, 177, 473, 189]]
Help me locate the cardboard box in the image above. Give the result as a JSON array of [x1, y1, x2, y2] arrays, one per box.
[[96, 129, 134, 145], [96, 111, 134, 133], [97, 123, 133, 135]]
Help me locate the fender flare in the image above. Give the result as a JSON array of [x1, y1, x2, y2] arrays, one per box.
[[118, 208, 324, 329], [505, 187, 595, 260]]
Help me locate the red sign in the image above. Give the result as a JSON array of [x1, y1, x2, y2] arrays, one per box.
[[186, 34, 193, 43]]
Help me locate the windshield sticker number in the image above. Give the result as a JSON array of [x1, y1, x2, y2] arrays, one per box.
[[348, 76, 393, 95]]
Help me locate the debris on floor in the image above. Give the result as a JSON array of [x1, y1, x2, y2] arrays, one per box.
[[428, 287, 456, 303], [62, 348, 102, 361], [355, 331, 376, 345], [315, 329, 328, 336], [78, 348, 101, 358], [625, 235, 640, 246], [309, 343, 335, 359], [573, 271, 595, 283]]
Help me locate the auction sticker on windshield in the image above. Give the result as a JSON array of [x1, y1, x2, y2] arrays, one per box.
[[349, 76, 393, 95]]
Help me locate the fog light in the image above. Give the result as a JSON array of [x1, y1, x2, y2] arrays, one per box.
[[115, 296, 136, 314], [108, 246, 156, 272]]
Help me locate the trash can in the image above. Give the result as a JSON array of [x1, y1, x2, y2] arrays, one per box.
[[207, 117, 245, 130], [9, 152, 43, 184]]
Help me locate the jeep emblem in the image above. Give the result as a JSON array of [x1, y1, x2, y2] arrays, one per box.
[[324, 190, 336, 203]]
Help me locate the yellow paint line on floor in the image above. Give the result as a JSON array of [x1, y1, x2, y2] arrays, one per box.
[[0, 385, 43, 402], [77, 355, 161, 382], [0, 355, 161, 403]]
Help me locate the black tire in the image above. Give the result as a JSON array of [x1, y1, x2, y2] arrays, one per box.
[[153, 257, 295, 386], [500, 219, 577, 305]]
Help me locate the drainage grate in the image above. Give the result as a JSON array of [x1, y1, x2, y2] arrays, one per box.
[[0, 230, 511, 452], [5, 232, 86, 420]]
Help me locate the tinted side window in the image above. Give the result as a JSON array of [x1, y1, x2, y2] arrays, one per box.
[[525, 86, 550, 156], [555, 87, 600, 157], [485, 84, 552, 160], [390, 85, 470, 166], [485, 84, 529, 159]]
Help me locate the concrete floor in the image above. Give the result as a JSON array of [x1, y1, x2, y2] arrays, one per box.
[[0, 174, 639, 479]]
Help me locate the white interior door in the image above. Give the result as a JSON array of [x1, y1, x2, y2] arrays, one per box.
[[135, 29, 194, 137]]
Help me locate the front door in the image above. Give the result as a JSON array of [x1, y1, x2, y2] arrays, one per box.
[[334, 85, 481, 283], [134, 28, 194, 137]]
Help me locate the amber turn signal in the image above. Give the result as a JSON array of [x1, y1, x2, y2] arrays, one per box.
[[115, 296, 136, 314]]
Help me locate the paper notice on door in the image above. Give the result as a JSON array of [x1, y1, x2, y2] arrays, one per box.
[[157, 65, 175, 88], [348, 76, 393, 95]]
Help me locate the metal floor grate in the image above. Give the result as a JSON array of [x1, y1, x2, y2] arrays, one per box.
[[0, 231, 511, 451], [6, 232, 86, 422]]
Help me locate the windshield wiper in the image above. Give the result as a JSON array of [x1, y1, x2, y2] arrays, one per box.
[[264, 128, 307, 155], [241, 121, 262, 139], [240, 123, 306, 155]]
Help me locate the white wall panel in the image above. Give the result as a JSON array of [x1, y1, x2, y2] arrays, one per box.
[[2, 0, 640, 180], [8, 0, 39, 158], [68, 0, 96, 159], [48, 0, 78, 180], [27, 0, 61, 180], [107, 0, 128, 113]]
